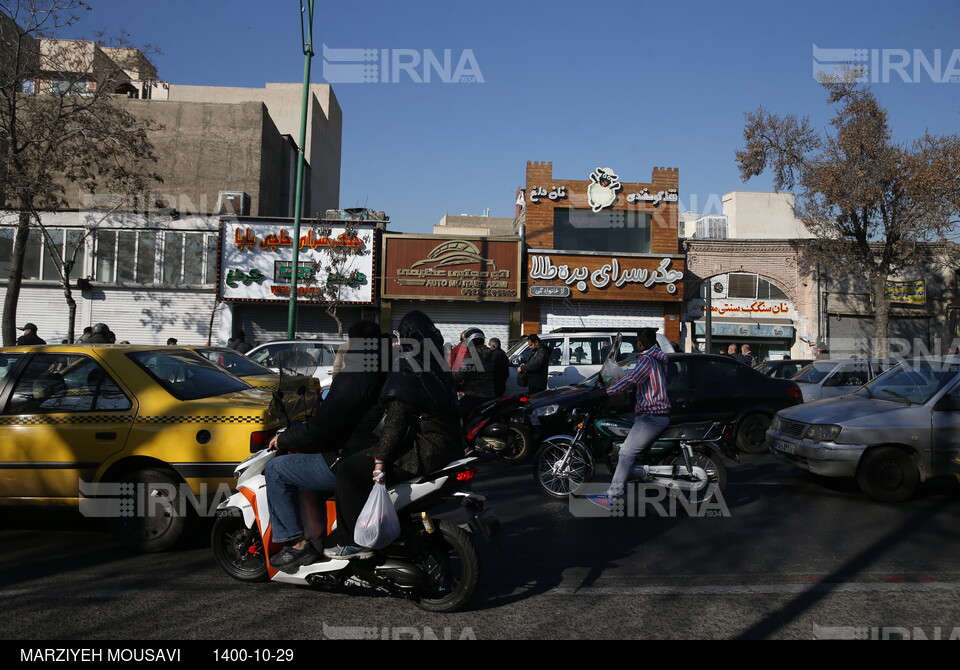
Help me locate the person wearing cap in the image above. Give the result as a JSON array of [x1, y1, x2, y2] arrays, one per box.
[[454, 327, 495, 417], [87, 323, 112, 344], [17, 323, 46, 346]]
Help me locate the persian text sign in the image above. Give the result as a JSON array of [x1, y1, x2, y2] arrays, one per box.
[[885, 280, 925, 305], [527, 254, 684, 301], [382, 236, 520, 301], [219, 219, 375, 303]]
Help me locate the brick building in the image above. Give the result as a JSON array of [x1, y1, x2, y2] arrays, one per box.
[[521, 161, 685, 344]]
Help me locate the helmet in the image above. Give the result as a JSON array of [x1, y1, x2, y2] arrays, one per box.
[[463, 327, 485, 343]]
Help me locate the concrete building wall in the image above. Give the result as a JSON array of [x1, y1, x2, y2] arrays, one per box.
[[434, 214, 517, 236], [167, 83, 342, 216], [722, 191, 813, 239], [116, 98, 271, 216]]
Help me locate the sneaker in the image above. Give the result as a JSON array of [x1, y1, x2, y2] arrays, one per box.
[[323, 544, 374, 560], [271, 543, 320, 573], [586, 494, 615, 511]]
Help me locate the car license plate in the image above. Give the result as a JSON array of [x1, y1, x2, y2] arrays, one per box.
[[773, 440, 796, 455]]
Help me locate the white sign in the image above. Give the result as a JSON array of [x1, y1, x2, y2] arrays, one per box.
[[220, 220, 375, 303]]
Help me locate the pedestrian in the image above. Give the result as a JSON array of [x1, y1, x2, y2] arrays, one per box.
[[232, 330, 252, 354], [448, 330, 468, 372], [76, 326, 92, 344], [519, 334, 550, 394], [488, 337, 510, 397], [454, 328, 495, 417], [601, 328, 671, 503], [16, 323, 46, 345], [86, 323, 111, 344], [741, 344, 756, 367], [725, 343, 746, 363], [166, 337, 178, 345]]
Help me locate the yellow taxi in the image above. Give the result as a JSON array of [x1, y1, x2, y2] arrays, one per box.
[[0, 344, 279, 552]]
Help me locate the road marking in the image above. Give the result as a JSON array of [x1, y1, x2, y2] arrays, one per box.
[[550, 582, 960, 596]]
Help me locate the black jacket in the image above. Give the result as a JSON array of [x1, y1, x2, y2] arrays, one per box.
[[490, 347, 510, 396], [454, 344, 495, 400], [522, 346, 550, 392], [277, 366, 385, 456], [16, 333, 46, 345]]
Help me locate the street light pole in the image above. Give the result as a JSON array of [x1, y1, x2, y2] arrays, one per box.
[[287, 0, 315, 339]]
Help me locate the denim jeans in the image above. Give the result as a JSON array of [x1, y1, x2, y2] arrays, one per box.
[[607, 414, 670, 498], [264, 453, 337, 543]]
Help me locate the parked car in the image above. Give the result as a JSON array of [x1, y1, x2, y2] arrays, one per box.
[[0, 345, 278, 551], [503, 330, 675, 395], [521, 352, 802, 454], [791, 358, 896, 402], [767, 357, 960, 502], [755, 359, 813, 380], [245, 338, 344, 388]]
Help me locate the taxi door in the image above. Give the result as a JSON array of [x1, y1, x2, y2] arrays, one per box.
[[0, 352, 136, 501]]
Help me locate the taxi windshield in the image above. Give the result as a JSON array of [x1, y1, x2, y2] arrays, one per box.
[[127, 350, 251, 400]]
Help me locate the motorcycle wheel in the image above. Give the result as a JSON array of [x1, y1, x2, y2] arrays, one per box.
[[497, 424, 533, 465], [533, 438, 594, 499], [415, 520, 479, 613], [660, 451, 727, 505], [211, 510, 269, 582]]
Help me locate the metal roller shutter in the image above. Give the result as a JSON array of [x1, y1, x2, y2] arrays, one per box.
[[89, 288, 219, 346], [539, 300, 664, 333], [390, 301, 510, 348]]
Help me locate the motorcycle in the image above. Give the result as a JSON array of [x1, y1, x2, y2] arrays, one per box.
[[462, 393, 534, 464], [533, 392, 736, 503], [211, 373, 500, 613]]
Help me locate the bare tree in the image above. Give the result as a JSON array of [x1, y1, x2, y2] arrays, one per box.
[[736, 71, 960, 357], [0, 0, 161, 344], [314, 220, 367, 337]]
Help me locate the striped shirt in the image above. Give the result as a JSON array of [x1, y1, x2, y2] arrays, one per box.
[[606, 345, 671, 415]]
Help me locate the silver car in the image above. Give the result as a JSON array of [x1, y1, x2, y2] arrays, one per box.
[[767, 357, 960, 502], [791, 358, 897, 402]]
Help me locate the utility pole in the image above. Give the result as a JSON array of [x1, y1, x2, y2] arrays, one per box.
[[287, 0, 315, 339]]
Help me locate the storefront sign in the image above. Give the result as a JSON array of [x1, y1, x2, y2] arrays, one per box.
[[219, 219, 375, 304], [527, 254, 684, 301], [625, 188, 679, 206], [528, 185, 568, 203], [694, 322, 795, 338], [885, 280, 925, 305], [530, 285, 571, 298], [687, 299, 796, 320], [382, 236, 520, 301]]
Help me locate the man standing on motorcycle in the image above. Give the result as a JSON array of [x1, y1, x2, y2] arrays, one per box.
[[602, 328, 671, 501]]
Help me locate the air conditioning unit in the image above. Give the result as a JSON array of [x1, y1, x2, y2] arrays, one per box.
[[217, 191, 251, 216]]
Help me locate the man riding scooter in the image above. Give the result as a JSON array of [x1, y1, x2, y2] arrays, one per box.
[[264, 320, 386, 571]]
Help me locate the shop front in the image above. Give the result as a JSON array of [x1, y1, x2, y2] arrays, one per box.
[[522, 162, 685, 343], [217, 216, 379, 343], [380, 234, 522, 347]]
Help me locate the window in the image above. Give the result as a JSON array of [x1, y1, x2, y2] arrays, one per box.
[[553, 209, 651, 253], [6, 354, 131, 414], [567, 337, 607, 366], [97, 229, 219, 286], [728, 273, 788, 300]]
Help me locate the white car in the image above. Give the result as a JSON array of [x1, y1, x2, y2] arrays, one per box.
[[245, 339, 344, 388], [504, 330, 675, 395]]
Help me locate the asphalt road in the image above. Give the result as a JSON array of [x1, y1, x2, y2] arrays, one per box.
[[2, 453, 959, 643]]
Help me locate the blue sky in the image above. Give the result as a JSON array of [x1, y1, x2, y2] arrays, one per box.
[[62, 0, 960, 234]]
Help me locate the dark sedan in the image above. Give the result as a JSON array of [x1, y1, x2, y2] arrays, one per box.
[[522, 353, 803, 454]]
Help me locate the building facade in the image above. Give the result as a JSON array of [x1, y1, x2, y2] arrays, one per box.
[[521, 162, 685, 344]]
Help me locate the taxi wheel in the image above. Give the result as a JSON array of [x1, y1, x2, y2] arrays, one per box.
[[109, 468, 186, 553], [856, 447, 919, 503]]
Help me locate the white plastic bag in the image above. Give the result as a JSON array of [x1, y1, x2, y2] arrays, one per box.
[[601, 358, 625, 385], [354, 483, 400, 550]]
